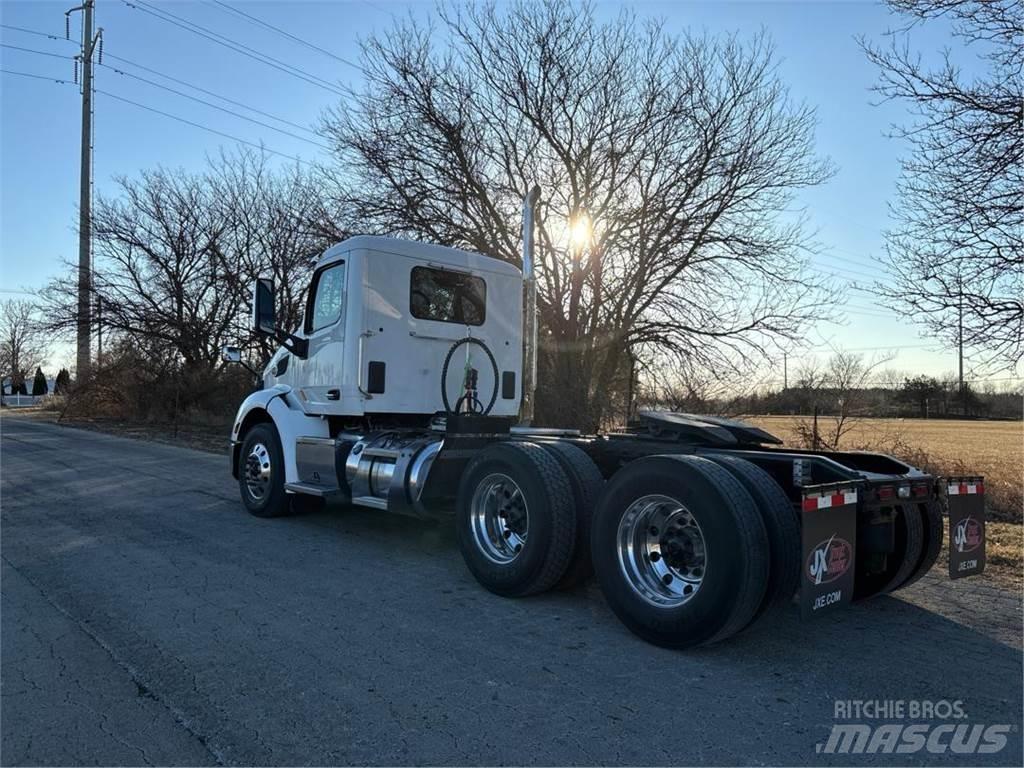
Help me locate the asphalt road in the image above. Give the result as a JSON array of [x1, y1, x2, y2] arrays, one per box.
[[2, 416, 1021, 766]]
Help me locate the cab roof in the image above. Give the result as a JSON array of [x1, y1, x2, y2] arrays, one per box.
[[321, 236, 522, 278]]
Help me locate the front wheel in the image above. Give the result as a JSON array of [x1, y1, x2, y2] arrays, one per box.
[[238, 423, 291, 518]]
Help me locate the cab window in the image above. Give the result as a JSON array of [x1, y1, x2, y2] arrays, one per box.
[[410, 266, 486, 326], [307, 262, 346, 333]]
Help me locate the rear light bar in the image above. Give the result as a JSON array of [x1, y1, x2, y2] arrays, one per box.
[[875, 483, 922, 502]]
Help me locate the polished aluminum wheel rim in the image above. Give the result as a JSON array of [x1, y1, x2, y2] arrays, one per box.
[[469, 473, 528, 563], [244, 442, 272, 501], [617, 494, 706, 607]]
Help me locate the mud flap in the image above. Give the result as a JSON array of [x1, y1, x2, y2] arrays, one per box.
[[944, 477, 985, 579], [800, 483, 860, 619]]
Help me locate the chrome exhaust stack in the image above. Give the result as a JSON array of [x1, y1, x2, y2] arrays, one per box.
[[520, 185, 541, 425]]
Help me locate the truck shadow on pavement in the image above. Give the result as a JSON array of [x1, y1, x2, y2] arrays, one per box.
[[276, 500, 1022, 765]]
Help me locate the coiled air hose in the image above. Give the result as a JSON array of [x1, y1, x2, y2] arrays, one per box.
[[440, 337, 499, 416]]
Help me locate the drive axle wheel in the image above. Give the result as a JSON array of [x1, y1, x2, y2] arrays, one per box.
[[895, 499, 943, 590], [456, 441, 576, 597], [538, 441, 605, 590], [592, 455, 769, 649], [854, 502, 924, 599], [708, 455, 801, 628], [238, 423, 291, 518]]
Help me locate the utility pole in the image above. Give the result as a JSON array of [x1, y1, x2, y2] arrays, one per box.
[[67, 1, 101, 381], [957, 275, 966, 417], [783, 352, 788, 390], [96, 295, 102, 367]]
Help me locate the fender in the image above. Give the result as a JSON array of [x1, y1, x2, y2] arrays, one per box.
[[230, 385, 330, 483]]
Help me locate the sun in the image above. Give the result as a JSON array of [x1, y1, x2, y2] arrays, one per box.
[[570, 212, 592, 252]]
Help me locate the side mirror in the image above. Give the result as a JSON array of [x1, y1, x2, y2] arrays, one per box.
[[221, 345, 242, 364], [252, 277, 276, 336]]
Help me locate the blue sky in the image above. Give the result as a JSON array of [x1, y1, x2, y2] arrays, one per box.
[[0, 0, 1009, 384]]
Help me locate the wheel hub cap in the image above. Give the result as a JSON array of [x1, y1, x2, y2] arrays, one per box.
[[245, 442, 272, 501], [617, 494, 707, 607], [469, 473, 528, 563]]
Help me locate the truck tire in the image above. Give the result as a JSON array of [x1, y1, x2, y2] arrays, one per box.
[[707, 455, 801, 627], [894, 499, 943, 590], [238, 423, 291, 518], [538, 441, 605, 590], [591, 455, 769, 648], [854, 502, 924, 599], [456, 441, 576, 597]]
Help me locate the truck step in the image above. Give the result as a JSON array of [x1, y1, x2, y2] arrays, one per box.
[[285, 482, 343, 498], [351, 495, 388, 510]]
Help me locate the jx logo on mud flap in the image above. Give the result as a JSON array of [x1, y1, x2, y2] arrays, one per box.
[[954, 517, 982, 553], [807, 535, 853, 585]]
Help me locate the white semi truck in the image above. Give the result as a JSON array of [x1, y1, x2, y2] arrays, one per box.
[[225, 188, 986, 648]]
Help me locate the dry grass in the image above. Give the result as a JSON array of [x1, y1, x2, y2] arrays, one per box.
[[984, 522, 1024, 592]]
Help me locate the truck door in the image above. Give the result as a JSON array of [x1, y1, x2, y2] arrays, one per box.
[[295, 258, 348, 411]]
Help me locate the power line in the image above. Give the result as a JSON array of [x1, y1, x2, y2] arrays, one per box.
[[96, 88, 310, 164], [99, 61, 330, 150], [101, 51, 322, 137], [207, 0, 359, 70], [8, 65, 315, 165], [811, 253, 884, 278], [1, 68, 74, 85], [122, 0, 346, 97], [2, 25, 329, 139], [0, 43, 73, 60], [0, 24, 76, 44]]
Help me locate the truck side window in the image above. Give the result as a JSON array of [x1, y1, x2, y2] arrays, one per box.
[[410, 266, 486, 326], [308, 262, 346, 332]]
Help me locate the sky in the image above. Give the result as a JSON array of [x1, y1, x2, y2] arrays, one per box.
[[0, 0, 1015, 386]]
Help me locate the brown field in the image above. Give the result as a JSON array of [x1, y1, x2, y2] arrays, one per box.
[[748, 417, 1022, 522]]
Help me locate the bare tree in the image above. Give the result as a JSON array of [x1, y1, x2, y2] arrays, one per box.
[[0, 299, 47, 398], [320, 0, 835, 429], [792, 351, 895, 449], [208, 149, 341, 365], [42, 151, 335, 378], [862, 0, 1023, 373]]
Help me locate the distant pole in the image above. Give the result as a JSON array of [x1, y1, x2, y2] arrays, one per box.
[[783, 352, 788, 390], [958, 275, 965, 416], [96, 295, 102, 366], [626, 347, 635, 424], [68, 0, 100, 381]]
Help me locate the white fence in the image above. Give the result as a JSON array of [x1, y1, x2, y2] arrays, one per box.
[[1, 394, 44, 408]]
